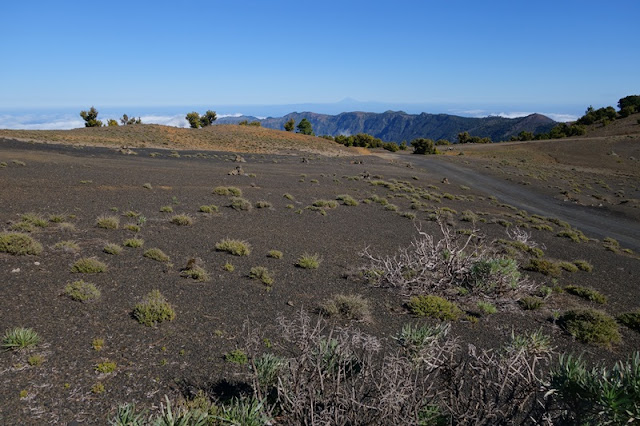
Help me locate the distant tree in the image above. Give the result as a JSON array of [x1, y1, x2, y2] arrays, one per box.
[[619, 106, 636, 118], [618, 95, 640, 112], [284, 118, 295, 132], [383, 142, 399, 152], [238, 120, 249, 126], [457, 132, 471, 144], [518, 131, 534, 141], [200, 110, 217, 127], [120, 114, 142, 125], [411, 138, 436, 155], [80, 106, 103, 127], [107, 119, 119, 127], [435, 139, 451, 146], [399, 140, 408, 150], [296, 118, 314, 135], [248, 121, 261, 127], [186, 112, 201, 128]]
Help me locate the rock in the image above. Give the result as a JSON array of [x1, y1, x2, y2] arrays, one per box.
[[287, 300, 294, 306], [441, 177, 450, 184], [228, 166, 245, 176], [11, 268, 20, 273], [234, 155, 246, 163]]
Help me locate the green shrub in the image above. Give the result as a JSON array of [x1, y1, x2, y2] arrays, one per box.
[[518, 296, 544, 310], [249, 266, 274, 286], [469, 258, 521, 293], [54, 240, 80, 253], [565, 285, 607, 304], [230, 197, 252, 211], [223, 262, 235, 272], [477, 301, 497, 314], [573, 260, 593, 272], [123, 224, 140, 232], [133, 290, 176, 326], [617, 309, 640, 332], [408, 295, 463, 320], [160, 205, 173, 213], [320, 294, 372, 322], [2, 327, 40, 351], [225, 349, 248, 365], [336, 194, 359, 206], [283, 193, 294, 200], [524, 258, 562, 277], [170, 214, 193, 226], [312, 199, 338, 209], [255, 200, 272, 209], [95, 215, 120, 229], [558, 261, 578, 272], [144, 248, 170, 262], [181, 265, 210, 282], [216, 238, 251, 256], [95, 361, 117, 374], [199, 204, 219, 213], [20, 213, 48, 227], [296, 253, 321, 269], [0, 232, 43, 255], [213, 186, 242, 197], [561, 309, 621, 348], [267, 250, 283, 259], [64, 280, 101, 302], [557, 229, 588, 243], [71, 258, 107, 273], [103, 243, 122, 255], [123, 238, 144, 248]]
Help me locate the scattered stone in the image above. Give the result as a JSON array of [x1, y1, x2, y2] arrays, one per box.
[[11, 268, 20, 273], [287, 300, 294, 306], [442, 177, 450, 184], [228, 166, 245, 176], [234, 155, 246, 163], [34, 262, 40, 266]]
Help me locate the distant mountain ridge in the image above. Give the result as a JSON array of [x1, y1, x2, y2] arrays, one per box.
[[216, 110, 556, 143]]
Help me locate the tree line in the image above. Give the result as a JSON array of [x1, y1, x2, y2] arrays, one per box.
[[79, 107, 142, 127]]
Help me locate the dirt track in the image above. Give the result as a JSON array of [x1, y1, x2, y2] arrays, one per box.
[[383, 153, 640, 253]]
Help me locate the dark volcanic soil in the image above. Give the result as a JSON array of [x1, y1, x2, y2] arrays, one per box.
[[1, 139, 639, 424]]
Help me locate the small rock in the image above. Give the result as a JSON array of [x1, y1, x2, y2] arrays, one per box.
[[287, 300, 294, 307], [11, 268, 20, 273], [34, 261, 40, 266], [441, 177, 450, 184], [234, 155, 246, 163]]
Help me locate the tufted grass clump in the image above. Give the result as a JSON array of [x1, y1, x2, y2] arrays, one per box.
[[181, 265, 210, 282], [2, 327, 40, 351], [95, 361, 117, 374], [296, 253, 321, 269], [96, 215, 120, 229], [267, 250, 283, 259], [225, 349, 248, 365], [144, 248, 170, 262], [71, 258, 107, 273], [255, 200, 272, 209], [215, 238, 251, 256], [283, 193, 295, 200], [213, 186, 243, 197], [617, 309, 640, 332], [199, 204, 219, 213], [336, 194, 359, 206], [565, 285, 607, 304], [160, 205, 173, 213], [170, 214, 193, 226], [560, 309, 621, 348], [312, 199, 338, 209], [0, 232, 43, 255], [223, 262, 235, 272], [469, 258, 521, 294], [320, 294, 372, 322], [573, 260, 593, 272], [408, 295, 463, 320], [133, 290, 176, 327], [54, 240, 80, 253], [524, 258, 562, 277], [103, 243, 122, 255], [477, 301, 497, 314], [230, 197, 252, 211], [518, 296, 544, 310], [123, 238, 144, 248], [64, 280, 101, 302], [249, 266, 274, 286], [20, 213, 49, 228], [558, 261, 578, 272]]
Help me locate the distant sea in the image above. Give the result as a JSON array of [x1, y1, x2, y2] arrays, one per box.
[[0, 102, 580, 130]]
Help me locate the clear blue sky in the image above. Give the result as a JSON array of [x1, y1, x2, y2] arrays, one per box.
[[1, 0, 638, 113]]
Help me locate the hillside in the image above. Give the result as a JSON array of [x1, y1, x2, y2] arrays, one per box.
[[217, 110, 557, 142], [0, 124, 354, 156]]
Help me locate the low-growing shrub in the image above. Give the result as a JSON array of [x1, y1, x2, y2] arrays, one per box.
[[0, 232, 43, 255], [64, 280, 101, 302], [20, 213, 48, 227], [170, 214, 193, 226], [408, 295, 463, 320], [95, 215, 120, 229], [519, 296, 544, 310], [159, 205, 173, 213], [296, 253, 321, 269], [267, 250, 283, 259], [477, 301, 497, 314], [225, 349, 248, 365], [199, 204, 219, 213], [2, 327, 40, 351], [144, 248, 170, 262], [54, 240, 80, 253], [524, 258, 562, 277], [230, 197, 252, 211], [123, 224, 140, 232], [103, 243, 122, 255], [560, 308, 620, 348], [469, 258, 521, 294], [312, 199, 338, 209], [558, 261, 578, 272], [320, 294, 372, 322], [216, 238, 251, 256], [123, 238, 144, 248], [249, 266, 274, 286], [71, 258, 107, 273], [573, 260, 593, 272], [95, 361, 117, 374], [565, 285, 607, 304], [133, 290, 176, 326], [213, 186, 242, 197], [617, 309, 640, 332], [255, 200, 272, 209], [557, 230, 588, 243], [180, 265, 210, 282], [336, 194, 358, 206]]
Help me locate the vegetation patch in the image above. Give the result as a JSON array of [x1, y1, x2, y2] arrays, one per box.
[[560, 309, 621, 348], [267, 250, 283, 259], [312, 199, 338, 209], [213, 186, 243, 197], [249, 266, 274, 287], [95, 361, 117, 374], [2, 327, 40, 351], [408, 295, 463, 320], [320, 294, 372, 322], [144, 248, 170, 262], [170, 214, 194, 226], [64, 280, 101, 302], [476, 301, 497, 315], [573, 260, 593, 272], [617, 310, 640, 332], [199, 204, 219, 213], [518, 296, 544, 310], [469, 258, 521, 294], [20, 213, 48, 228], [103, 243, 122, 255], [224, 349, 248, 365], [557, 229, 589, 243], [565, 285, 607, 304], [215, 238, 251, 256], [523, 258, 562, 277], [123, 224, 140, 232], [336, 194, 359, 206], [123, 238, 144, 248], [133, 290, 176, 326], [296, 253, 321, 269], [95, 215, 120, 229], [0, 232, 43, 255], [54, 240, 80, 253], [71, 258, 107, 273], [255, 200, 272, 209], [229, 197, 252, 211], [180, 265, 210, 282], [159, 205, 173, 213]]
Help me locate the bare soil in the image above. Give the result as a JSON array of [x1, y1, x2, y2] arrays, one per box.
[[1, 134, 639, 424]]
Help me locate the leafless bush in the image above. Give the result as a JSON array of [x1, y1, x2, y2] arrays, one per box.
[[361, 222, 489, 297], [506, 226, 544, 250]]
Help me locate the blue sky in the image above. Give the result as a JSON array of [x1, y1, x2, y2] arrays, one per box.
[[1, 0, 638, 127]]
